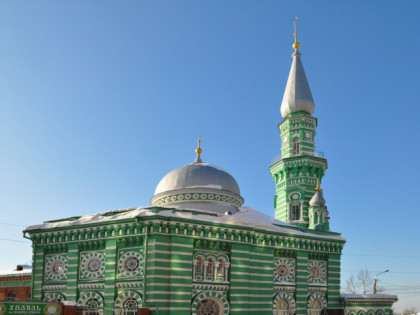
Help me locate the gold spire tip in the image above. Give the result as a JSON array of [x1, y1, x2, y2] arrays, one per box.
[[293, 16, 300, 51], [316, 179, 320, 191], [194, 135, 202, 163]]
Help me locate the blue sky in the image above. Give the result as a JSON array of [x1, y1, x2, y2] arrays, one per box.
[[1, 0, 419, 311]]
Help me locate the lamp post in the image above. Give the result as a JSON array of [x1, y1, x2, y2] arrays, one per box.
[[373, 269, 389, 294]]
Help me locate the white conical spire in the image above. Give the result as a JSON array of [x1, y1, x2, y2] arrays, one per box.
[[280, 18, 314, 118], [280, 51, 314, 118]]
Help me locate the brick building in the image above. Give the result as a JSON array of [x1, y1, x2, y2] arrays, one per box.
[[0, 264, 32, 301]]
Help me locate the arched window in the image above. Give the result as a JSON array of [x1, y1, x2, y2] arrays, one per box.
[[7, 291, 16, 301], [314, 212, 319, 224], [206, 257, 214, 280], [85, 298, 100, 315], [196, 298, 220, 315], [196, 256, 204, 274], [309, 299, 322, 315], [217, 258, 225, 281], [122, 298, 138, 315], [291, 205, 300, 221], [275, 298, 289, 315], [195, 256, 204, 280], [292, 142, 300, 155]]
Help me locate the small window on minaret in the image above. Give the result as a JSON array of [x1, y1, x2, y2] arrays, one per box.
[[291, 205, 300, 221], [292, 143, 300, 155]]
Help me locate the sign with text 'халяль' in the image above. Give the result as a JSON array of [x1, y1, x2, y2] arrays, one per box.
[[0, 302, 61, 315]]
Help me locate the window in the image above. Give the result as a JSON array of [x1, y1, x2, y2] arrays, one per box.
[[206, 258, 214, 278], [196, 256, 204, 275], [275, 298, 289, 315], [217, 258, 225, 281], [196, 299, 220, 315], [292, 142, 300, 155], [194, 254, 229, 282], [85, 298, 100, 315], [309, 299, 322, 315], [122, 298, 138, 315], [7, 291, 16, 301], [291, 205, 300, 221]]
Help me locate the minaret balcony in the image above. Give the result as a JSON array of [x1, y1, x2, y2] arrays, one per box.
[[271, 150, 325, 165]]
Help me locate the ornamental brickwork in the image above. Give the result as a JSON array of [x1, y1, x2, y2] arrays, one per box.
[[25, 213, 345, 314]]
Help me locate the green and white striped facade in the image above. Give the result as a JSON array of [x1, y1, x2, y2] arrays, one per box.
[[24, 205, 345, 314]]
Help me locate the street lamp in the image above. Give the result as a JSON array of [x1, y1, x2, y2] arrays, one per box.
[[373, 269, 389, 294]]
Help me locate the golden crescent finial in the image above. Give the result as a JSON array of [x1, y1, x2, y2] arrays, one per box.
[[293, 16, 300, 51], [194, 135, 202, 163], [316, 178, 320, 191]]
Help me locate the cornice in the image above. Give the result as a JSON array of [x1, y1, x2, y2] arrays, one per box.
[[43, 285, 67, 291], [115, 281, 143, 289], [78, 283, 105, 290], [274, 285, 295, 292], [192, 283, 229, 291], [151, 188, 243, 208], [308, 286, 327, 293]]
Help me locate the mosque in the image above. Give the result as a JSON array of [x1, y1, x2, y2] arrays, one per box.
[[23, 25, 397, 315]]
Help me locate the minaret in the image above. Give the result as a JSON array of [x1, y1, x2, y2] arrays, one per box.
[[270, 18, 328, 228]]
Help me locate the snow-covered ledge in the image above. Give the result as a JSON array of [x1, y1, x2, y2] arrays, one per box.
[[341, 294, 398, 315]]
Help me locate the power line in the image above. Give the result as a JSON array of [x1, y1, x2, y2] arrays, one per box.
[[382, 281, 420, 288], [0, 238, 30, 244], [0, 222, 27, 227], [343, 253, 420, 258], [342, 270, 420, 275]]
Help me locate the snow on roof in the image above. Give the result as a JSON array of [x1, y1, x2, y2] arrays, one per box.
[[341, 294, 398, 300], [0, 265, 32, 278], [25, 206, 345, 241]]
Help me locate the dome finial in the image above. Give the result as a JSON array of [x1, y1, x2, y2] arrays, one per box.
[[316, 178, 320, 191], [194, 135, 202, 163], [293, 16, 300, 51]]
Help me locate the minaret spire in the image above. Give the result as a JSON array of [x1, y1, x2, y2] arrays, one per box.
[[293, 16, 300, 51], [280, 17, 314, 118]]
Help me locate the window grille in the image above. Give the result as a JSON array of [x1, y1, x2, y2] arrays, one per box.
[[292, 143, 300, 155], [291, 205, 300, 221]]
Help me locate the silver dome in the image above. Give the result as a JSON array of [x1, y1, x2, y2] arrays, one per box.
[[309, 191, 326, 207], [151, 162, 243, 213], [154, 163, 240, 196]]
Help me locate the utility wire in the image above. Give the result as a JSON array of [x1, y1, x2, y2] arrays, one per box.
[[342, 270, 420, 275], [0, 222, 27, 227], [343, 253, 420, 258], [0, 238, 30, 244]]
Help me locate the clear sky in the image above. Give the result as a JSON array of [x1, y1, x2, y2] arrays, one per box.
[[0, 0, 419, 311]]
